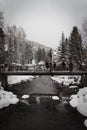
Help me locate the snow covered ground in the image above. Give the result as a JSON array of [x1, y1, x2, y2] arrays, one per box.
[[0, 86, 19, 109], [51, 76, 81, 86], [51, 75, 87, 127], [0, 75, 35, 109], [70, 87, 87, 128], [8, 75, 34, 85]]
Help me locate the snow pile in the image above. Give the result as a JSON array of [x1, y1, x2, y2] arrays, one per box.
[[8, 76, 34, 85], [84, 119, 87, 128], [52, 96, 59, 100], [22, 95, 30, 99], [0, 87, 19, 109], [51, 76, 81, 86], [70, 87, 87, 128], [69, 86, 78, 88], [70, 87, 87, 114], [70, 95, 79, 107], [24, 64, 33, 67], [38, 61, 45, 65]]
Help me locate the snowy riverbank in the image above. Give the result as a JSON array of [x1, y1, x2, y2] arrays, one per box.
[[51, 75, 87, 128], [8, 75, 35, 85], [51, 75, 81, 86], [0, 75, 35, 109], [0, 86, 19, 109], [70, 87, 87, 128]]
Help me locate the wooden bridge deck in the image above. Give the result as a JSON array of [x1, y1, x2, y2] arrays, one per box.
[[0, 70, 87, 76]]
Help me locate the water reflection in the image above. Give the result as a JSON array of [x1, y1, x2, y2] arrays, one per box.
[[36, 96, 40, 104], [20, 95, 70, 110]]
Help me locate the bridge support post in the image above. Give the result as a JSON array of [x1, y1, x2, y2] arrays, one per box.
[[80, 74, 87, 87], [1, 74, 8, 90]]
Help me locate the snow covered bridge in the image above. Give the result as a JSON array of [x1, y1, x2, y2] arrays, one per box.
[[0, 71, 87, 88]]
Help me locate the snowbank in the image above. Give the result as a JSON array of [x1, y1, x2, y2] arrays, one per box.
[[51, 76, 81, 86], [69, 95, 79, 107], [38, 61, 45, 65], [70, 87, 87, 128], [22, 95, 30, 99], [84, 119, 87, 128], [0, 86, 19, 109], [8, 76, 34, 85], [70, 87, 87, 114], [52, 96, 59, 100], [69, 86, 78, 88]]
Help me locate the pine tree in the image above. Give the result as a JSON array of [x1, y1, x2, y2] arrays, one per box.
[[41, 48, 46, 61], [47, 49, 52, 62], [35, 47, 42, 63], [0, 11, 4, 28], [20, 43, 26, 65], [82, 17, 87, 64], [0, 11, 6, 65], [64, 38, 70, 63], [35, 47, 46, 63], [24, 43, 33, 64], [58, 33, 67, 62], [69, 26, 83, 69], [0, 28, 5, 64]]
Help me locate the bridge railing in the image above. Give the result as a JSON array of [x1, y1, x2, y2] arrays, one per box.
[[0, 71, 87, 89]]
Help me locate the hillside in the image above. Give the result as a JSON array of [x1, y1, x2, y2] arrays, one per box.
[[26, 40, 51, 52]]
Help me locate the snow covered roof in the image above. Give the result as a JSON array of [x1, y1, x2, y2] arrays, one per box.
[[38, 61, 45, 65], [12, 62, 22, 66], [24, 64, 32, 67]]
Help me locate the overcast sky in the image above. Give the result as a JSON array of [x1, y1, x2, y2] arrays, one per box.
[[0, 0, 87, 49]]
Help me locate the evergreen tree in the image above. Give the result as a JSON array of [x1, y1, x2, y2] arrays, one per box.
[[0, 28, 5, 64], [82, 17, 87, 48], [35, 47, 42, 63], [41, 48, 46, 61], [47, 49, 52, 58], [0, 12, 5, 64], [45, 49, 52, 70], [64, 38, 70, 63], [24, 43, 33, 64], [20, 43, 26, 65], [69, 26, 83, 69], [47, 49, 52, 62], [58, 33, 67, 62], [35, 47, 46, 63], [0, 11, 4, 28], [82, 17, 87, 64]]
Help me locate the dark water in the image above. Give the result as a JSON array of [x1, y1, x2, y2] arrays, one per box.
[[0, 76, 86, 130], [0, 96, 86, 130]]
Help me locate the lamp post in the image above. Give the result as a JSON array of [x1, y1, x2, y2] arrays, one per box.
[[32, 46, 36, 72], [49, 49, 52, 73]]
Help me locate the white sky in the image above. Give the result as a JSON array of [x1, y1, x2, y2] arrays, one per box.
[[0, 0, 87, 49]]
